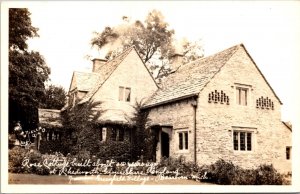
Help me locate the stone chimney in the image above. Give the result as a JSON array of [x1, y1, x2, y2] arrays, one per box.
[[92, 58, 107, 72], [170, 53, 184, 71]]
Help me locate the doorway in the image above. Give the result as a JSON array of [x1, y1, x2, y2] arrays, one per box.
[[161, 131, 169, 158]]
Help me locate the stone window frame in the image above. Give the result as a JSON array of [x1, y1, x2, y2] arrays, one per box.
[[176, 129, 189, 153], [119, 86, 131, 102], [234, 83, 252, 107], [231, 126, 257, 153]]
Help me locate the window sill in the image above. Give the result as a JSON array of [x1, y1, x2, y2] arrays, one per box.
[[176, 150, 189, 154], [233, 150, 254, 154]]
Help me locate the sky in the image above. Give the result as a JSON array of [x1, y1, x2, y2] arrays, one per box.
[[3, 1, 300, 122]]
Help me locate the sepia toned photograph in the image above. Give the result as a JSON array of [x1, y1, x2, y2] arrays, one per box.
[[1, 1, 299, 193]]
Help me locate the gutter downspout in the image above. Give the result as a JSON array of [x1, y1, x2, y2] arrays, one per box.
[[191, 97, 198, 164]]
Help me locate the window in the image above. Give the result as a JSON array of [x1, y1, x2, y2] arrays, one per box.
[[110, 127, 124, 141], [236, 87, 248, 106], [233, 131, 252, 151], [119, 86, 131, 102], [100, 127, 107, 141], [119, 128, 124, 141], [111, 128, 117, 141], [178, 131, 188, 150], [286, 147, 291, 160]]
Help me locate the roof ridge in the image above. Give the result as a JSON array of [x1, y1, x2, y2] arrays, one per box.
[[105, 46, 134, 64], [184, 44, 242, 67]]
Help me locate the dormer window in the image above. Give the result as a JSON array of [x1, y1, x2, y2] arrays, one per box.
[[119, 86, 131, 102]]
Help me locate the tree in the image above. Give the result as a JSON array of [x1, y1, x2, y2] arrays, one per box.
[[9, 8, 50, 131], [131, 101, 158, 161], [61, 101, 102, 154], [92, 10, 174, 63], [40, 85, 66, 110], [91, 10, 204, 79]]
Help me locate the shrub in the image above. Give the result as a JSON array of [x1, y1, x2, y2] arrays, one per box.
[[255, 164, 283, 185], [39, 140, 71, 155], [35, 165, 50, 175], [231, 168, 257, 185], [156, 156, 199, 177], [208, 159, 237, 184], [8, 146, 28, 173], [198, 159, 284, 185], [96, 140, 131, 162]]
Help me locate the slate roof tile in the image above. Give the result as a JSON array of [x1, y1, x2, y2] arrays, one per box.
[[73, 71, 100, 92], [143, 44, 241, 108]]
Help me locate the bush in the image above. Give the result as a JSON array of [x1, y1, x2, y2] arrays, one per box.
[[39, 140, 71, 155], [156, 156, 199, 177], [206, 159, 237, 184], [96, 140, 131, 162], [199, 159, 284, 185], [8, 146, 28, 173], [255, 164, 283, 185], [231, 168, 257, 185]]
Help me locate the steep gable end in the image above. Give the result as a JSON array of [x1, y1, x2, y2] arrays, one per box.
[[238, 44, 282, 105], [79, 46, 157, 104]]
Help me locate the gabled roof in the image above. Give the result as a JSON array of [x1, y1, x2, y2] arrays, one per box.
[[143, 44, 240, 108], [79, 46, 135, 104], [144, 43, 283, 108], [69, 71, 100, 92]]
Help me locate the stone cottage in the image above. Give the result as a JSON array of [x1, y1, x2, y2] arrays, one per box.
[[65, 44, 292, 173], [66, 47, 158, 142]]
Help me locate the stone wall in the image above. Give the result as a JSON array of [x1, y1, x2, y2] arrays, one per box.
[[91, 49, 158, 124], [196, 47, 292, 173], [147, 98, 196, 162]]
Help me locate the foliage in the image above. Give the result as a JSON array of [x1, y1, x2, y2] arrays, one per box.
[[8, 146, 27, 173], [9, 8, 38, 50], [157, 156, 200, 177], [199, 159, 284, 185], [131, 101, 157, 162], [61, 101, 102, 154], [9, 8, 50, 130], [39, 140, 70, 155], [40, 84, 67, 109], [255, 164, 284, 185], [9, 147, 49, 175], [92, 10, 174, 63], [206, 159, 237, 184], [91, 10, 203, 79], [97, 140, 131, 162]]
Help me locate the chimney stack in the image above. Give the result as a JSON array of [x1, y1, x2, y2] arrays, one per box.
[[170, 53, 184, 71], [92, 58, 107, 72]]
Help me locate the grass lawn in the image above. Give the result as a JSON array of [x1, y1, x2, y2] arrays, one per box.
[[9, 173, 213, 185]]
